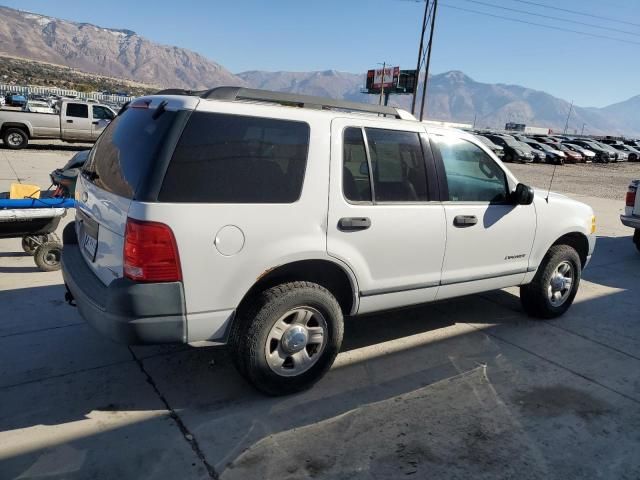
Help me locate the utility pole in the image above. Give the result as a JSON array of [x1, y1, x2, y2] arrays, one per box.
[[419, 0, 438, 121], [379, 61, 386, 106], [563, 100, 573, 134], [411, 0, 430, 115]]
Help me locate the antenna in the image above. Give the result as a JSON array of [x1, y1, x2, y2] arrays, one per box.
[[545, 163, 558, 203]]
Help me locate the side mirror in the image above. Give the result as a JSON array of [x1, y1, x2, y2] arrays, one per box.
[[513, 183, 534, 205]]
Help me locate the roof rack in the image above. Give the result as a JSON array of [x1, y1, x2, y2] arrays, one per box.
[[155, 86, 404, 118]]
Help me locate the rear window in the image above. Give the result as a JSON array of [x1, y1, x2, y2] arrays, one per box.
[[84, 107, 178, 199], [159, 112, 310, 203]]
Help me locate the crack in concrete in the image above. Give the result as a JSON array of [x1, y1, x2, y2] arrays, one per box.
[[127, 346, 219, 480]]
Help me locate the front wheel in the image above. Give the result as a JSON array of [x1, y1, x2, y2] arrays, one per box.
[[520, 245, 581, 319], [230, 282, 344, 395], [3, 128, 28, 150]]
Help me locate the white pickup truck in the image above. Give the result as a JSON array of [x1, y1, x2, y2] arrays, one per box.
[[621, 180, 640, 252], [0, 100, 116, 149]]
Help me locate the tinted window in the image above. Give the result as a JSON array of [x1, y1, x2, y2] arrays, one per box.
[[343, 128, 372, 202], [436, 136, 508, 203], [93, 106, 114, 120], [159, 112, 309, 203], [85, 107, 178, 199], [66, 103, 88, 118], [364, 128, 428, 202]]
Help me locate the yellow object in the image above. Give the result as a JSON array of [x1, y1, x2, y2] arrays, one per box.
[[9, 183, 40, 199], [591, 215, 596, 234]]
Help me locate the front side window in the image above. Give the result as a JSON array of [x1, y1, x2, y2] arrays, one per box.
[[160, 112, 310, 203], [66, 103, 88, 118], [435, 136, 509, 203], [93, 106, 114, 120]]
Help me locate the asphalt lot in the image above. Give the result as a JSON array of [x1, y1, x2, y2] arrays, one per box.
[[1, 144, 639, 479]]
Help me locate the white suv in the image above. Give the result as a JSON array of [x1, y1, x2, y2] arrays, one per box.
[[62, 87, 596, 395]]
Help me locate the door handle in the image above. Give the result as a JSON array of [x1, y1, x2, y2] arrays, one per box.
[[338, 217, 371, 231], [453, 215, 478, 227], [92, 121, 99, 125], [66, 119, 73, 123]]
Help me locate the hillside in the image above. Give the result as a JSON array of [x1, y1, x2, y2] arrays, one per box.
[[0, 6, 244, 89], [0, 54, 157, 96]]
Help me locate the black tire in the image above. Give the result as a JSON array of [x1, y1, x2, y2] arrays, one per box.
[[3, 128, 28, 150], [230, 281, 344, 395], [634, 229, 640, 254], [34, 241, 62, 272], [520, 244, 581, 319]]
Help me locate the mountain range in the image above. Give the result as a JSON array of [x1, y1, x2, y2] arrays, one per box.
[[1, 5, 638, 136]]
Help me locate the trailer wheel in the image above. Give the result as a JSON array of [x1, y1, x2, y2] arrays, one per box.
[[34, 241, 62, 272], [3, 128, 28, 150]]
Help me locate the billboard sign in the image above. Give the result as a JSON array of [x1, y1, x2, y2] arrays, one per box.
[[372, 66, 399, 89]]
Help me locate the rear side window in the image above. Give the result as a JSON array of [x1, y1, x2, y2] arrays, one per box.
[[66, 103, 88, 118], [343, 128, 372, 202], [159, 112, 310, 203], [85, 107, 178, 199]]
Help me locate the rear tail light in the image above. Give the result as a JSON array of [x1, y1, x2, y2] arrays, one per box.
[[123, 218, 182, 282], [626, 187, 637, 208]]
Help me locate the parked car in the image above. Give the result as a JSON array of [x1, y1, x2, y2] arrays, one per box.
[[621, 180, 640, 253], [561, 143, 595, 162], [484, 134, 535, 163], [512, 136, 546, 163], [614, 144, 640, 162], [4, 94, 27, 107], [555, 144, 584, 163], [522, 140, 566, 165], [23, 100, 56, 114], [564, 140, 611, 163], [0, 100, 116, 149], [475, 134, 505, 159], [61, 88, 596, 395], [0, 96, 4, 108], [593, 140, 622, 161]]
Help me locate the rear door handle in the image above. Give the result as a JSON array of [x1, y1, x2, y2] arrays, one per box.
[[453, 215, 478, 227], [338, 217, 371, 231], [92, 121, 99, 125], [66, 119, 73, 123]]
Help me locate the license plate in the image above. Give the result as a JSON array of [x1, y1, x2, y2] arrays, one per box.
[[82, 230, 98, 261]]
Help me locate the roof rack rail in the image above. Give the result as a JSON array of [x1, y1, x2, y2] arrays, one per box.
[[153, 86, 401, 118]]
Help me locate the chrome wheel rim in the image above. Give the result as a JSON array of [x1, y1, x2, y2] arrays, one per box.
[[7, 133, 23, 146], [265, 306, 327, 377], [547, 261, 574, 307]]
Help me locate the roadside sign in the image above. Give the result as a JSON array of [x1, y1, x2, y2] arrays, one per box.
[[372, 66, 399, 89], [365, 68, 416, 94]]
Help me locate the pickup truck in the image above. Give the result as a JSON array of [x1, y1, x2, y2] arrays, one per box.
[[0, 100, 116, 149], [621, 179, 640, 252]]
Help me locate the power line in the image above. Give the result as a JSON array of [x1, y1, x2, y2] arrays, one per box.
[[456, 0, 640, 38], [440, 3, 640, 47], [510, 0, 640, 29]]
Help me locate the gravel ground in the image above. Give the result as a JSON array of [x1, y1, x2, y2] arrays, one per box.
[[508, 161, 640, 200]]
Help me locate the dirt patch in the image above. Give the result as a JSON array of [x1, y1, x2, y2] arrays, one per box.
[[514, 385, 612, 419]]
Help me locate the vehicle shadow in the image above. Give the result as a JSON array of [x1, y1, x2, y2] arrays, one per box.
[[1, 234, 638, 478], [2, 143, 91, 152]]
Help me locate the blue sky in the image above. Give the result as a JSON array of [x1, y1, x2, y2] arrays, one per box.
[[3, 0, 640, 107]]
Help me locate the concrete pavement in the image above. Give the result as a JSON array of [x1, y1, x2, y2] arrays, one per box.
[[0, 148, 639, 479]]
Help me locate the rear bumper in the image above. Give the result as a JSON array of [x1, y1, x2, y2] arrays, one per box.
[[61, 222, 186, 345], [621, 214, 640, 229]]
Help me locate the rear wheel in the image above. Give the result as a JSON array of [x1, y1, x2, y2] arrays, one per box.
[[634, 229, 640, 253], [34, 241, 62, 272], [230, 281, 344, 395], [3, 128, 28, 150], [520, 245, 581, 319]]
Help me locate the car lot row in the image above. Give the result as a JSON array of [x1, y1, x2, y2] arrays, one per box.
[[474, 131, 640, 164]]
